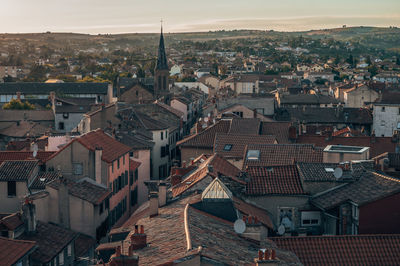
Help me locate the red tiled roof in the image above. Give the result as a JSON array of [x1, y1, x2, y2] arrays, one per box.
[[178, 120, 231, 148], [0, 160, 38, 182], [214, 133, 276, 159], [272, 235, 400, 266], [74, 234, 96, 258], [47, 129, 131, 164], [172, 154, 242, 197], [0, 151, 55, 164], [246, 165, 305, 195], [129, 159, 141, 171], [0, 237, 36, 266], [296, 135, 396, 158], [228, 118, 260, 135], [0, 213, 23, 230], [77, 129, 132, 163], [261, 122, 292, 144], [244, 144, 323, 168]]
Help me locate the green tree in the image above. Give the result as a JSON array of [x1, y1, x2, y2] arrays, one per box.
[[23, 64, 48, 82], [368, 64, 378, 77], [3, 99, 35, 110]]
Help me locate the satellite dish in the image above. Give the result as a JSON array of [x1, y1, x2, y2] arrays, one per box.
[[333, 167, 343, 179], [278, 224, 286, 235], [32, 143, 38, 158], [234, 219, 246, 234]]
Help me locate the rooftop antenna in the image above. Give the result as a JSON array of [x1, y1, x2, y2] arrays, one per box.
[[234, 219, 246, 234], [334, 167, 343, 179]]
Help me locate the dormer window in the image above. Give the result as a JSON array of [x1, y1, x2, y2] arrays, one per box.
[[223, 144, 233, 151], [246, 150, 260, 160]]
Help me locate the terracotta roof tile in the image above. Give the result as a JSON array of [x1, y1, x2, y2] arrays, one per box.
[[312, 171, 400, 210], [178, 120, 231, 148], [0, 213, 24, 230], [297, 135, 396, 158], [0, 160, 38, 181], [228, 118, 260, 135], [76, 129, 132, 163], [30, 171, 61, 190], [171, 154, 242, 197], [272, 235, 400, 266], [48, 177, 111, 205], [214, 133, 276, 159], [74, 234, 96, 258], [246, 165, 305, 195], [297, 162, 365, 182], [0, 237, 36, 266], [244, 144, 323, 168], [0, 151, 55, 164], [261, 122, 292, 144], [18, 221, 78, 264]]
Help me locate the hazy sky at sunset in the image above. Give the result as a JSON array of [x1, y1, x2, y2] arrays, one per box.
[[2, 0, 399, 33]]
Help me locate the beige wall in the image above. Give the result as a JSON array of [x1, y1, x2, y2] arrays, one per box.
[[131, 149, 151, 206], [344, 87, 379, 108], [246, 195, 309, 229], [0, 181, 28, 213], [323, 150, 370, 163]]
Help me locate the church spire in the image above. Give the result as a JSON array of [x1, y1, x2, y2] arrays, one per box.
[[155, 21, 168, 71]]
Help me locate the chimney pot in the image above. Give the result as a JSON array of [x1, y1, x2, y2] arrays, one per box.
[[271, 249, 276, 260], [134, 225, 139, 234], [264, 249, 269, 260], [140, 225, 144, 234], [115, 246, 121, 257], [248, 216, 253, 224], [258, 250, 263, 260]]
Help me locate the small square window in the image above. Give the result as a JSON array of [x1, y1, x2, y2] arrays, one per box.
[[117, 159, 120, 169], [73, 163, 83, 175], [382, 106, 386, 112], [223, 144, 233, 151]]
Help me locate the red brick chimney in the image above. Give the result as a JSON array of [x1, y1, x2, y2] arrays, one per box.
[[255, 249, 279, 266], [129, 225, 147, 253], [109, 245, 139, 266]]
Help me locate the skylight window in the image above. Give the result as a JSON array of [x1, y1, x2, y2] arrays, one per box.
[[324, 168, 334, 173], [247, 150, 260, 160], [223, 144, 233, 151]]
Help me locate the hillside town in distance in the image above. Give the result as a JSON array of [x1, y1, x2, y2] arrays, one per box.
[[1, 24, 400, 266]]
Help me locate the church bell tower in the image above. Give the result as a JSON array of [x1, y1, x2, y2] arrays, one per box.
[[154, 23, 169, 97]]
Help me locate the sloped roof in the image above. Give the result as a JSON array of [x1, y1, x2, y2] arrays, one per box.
[[0, 213, 24, 230], [276, 107, 372, 125], [0, 237, 36, 266], [48, 177, 111, 205], [0, 151, 54, 164], [0, 160, 38, 181], [261, 122, 292, 144], [297, 162, 365, 182], [272, 235, 400, 266], [311, 171, 400, 210], [214, 133, 276, 159], [244, 144, 323, 168], [178, 120, 231, 148], [0, 110, 54, 122], [0, 82, 108, 94], [296, 135, 396, 158], [246, 165, 305, 195], [62, 129, 132, 163], [171, 154, 242, 198], [229, 118, 260, 135], [18, 221, 78, 264], [279, 94, 339, 105]]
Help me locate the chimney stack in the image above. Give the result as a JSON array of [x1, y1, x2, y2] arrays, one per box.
[[58, 175, 70, 228], [254, 249, 279, 266], [158, 182, 167, 207], [149, 193, 158, 217], [110, 245, 139, 266], [95, 146, 103, 184], [22, 199, 37, 234], [129, 225, 147, 252]]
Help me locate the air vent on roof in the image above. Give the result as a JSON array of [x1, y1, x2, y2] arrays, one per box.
[[324, 168, 334, 173]]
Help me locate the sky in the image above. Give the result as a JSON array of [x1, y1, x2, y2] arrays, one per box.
[[1, 0, 400, 33]]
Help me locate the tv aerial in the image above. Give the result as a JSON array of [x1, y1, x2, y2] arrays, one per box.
[[234, 219, 246, 234]]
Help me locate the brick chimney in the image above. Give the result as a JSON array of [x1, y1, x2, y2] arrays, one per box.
[[148, 192, 158, 217], [288, 125, 297, 142], [158, 182, 167, 207], [242, 215, 268, 241], [109, 245, 139, 266], [254, 249, 279, 266], [22, 199, 37, 234], [58, 175, 70, 228], [95, 146, 103, 184], [129, 225, 147, 252]]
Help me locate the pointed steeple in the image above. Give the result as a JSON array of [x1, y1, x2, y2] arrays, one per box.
[[155, 24, 169, 71]]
